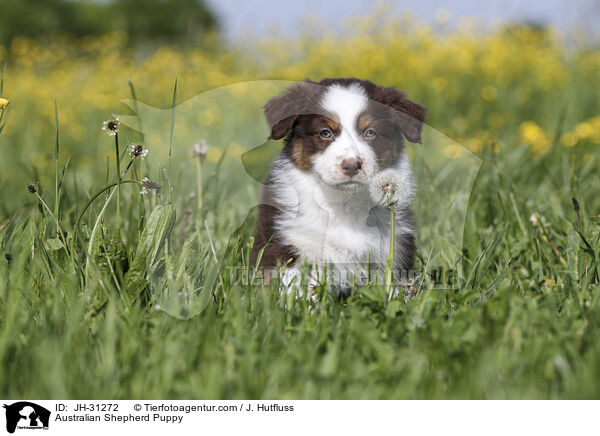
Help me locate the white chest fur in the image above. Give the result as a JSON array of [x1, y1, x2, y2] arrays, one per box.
[[269, 157, 391, 267]]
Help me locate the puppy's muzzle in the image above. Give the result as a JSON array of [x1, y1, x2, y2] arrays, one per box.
[[340, 157, 363, 177]]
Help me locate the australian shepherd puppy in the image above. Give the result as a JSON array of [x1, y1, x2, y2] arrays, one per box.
[[251, 78, 426, 291]]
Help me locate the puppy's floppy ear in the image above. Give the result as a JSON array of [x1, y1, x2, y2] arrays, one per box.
[[393, 95, 427, 144], [264, 80, 320, 140], [264, 97, 298, 140], [371, 85, 427, 144]]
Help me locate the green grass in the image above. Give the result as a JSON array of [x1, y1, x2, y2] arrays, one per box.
[[1, 77, 600, 399]]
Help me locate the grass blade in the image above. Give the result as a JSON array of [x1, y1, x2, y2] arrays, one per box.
[[168, 78, 177, 203], [54, 100, 60, 221], [0, 63, 6, 96]]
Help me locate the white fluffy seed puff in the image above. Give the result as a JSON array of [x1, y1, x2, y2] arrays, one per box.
[[102, 117, 120, 136], [368, 168, 414, 208]]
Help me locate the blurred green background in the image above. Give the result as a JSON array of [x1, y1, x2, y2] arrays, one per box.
[[0, 0, 217, 47], [1, 1, 600, 400]]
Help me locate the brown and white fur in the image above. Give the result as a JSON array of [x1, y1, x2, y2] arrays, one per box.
[[251, 78, 426, 291]]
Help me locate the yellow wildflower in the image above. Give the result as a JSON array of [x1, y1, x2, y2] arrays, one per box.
[[576, 117, 600, 143], [0, 98, 9, 109], [574, 122, 594, 140], [519, 121, 550, 154], [560, 132, 578, 147]]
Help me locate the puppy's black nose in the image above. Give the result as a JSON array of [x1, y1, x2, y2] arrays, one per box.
[[341, 157, 362, 176]]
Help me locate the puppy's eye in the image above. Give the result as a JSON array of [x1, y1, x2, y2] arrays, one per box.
[[364, 128, 377, 138], [319, 129, 333, 139]]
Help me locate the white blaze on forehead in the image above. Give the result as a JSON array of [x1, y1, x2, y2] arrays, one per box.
[[320, 83, 368, 133], [313, 83, 378, 184]]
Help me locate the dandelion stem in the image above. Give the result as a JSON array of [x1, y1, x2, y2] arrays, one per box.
[[386, 206, 396, 301], [115, 132, 121, 231], [195, 157, 203, 211], [168, 78, 178, 204], [122, 156, 135, 179]]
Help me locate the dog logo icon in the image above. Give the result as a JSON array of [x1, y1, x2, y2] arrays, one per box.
[[2, 402, 50, 433]]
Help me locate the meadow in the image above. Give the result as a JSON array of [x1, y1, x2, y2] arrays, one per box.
[[1, 14, 600, 399]]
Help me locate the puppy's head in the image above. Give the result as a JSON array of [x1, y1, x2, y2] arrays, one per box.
[[264, 78, 426, 189]]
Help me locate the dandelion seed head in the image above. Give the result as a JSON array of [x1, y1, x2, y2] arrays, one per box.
[[140, 177, 161, 195], [368, 168, 414, 207], [191, 140, 209, 162], [102, 116, 120, 136], [529, 213, 539, 226], [129, 144, 148, 159], [530, 212, 549, 227]]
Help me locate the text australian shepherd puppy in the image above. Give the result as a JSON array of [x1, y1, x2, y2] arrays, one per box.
[[251, 77, 426, 290]]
